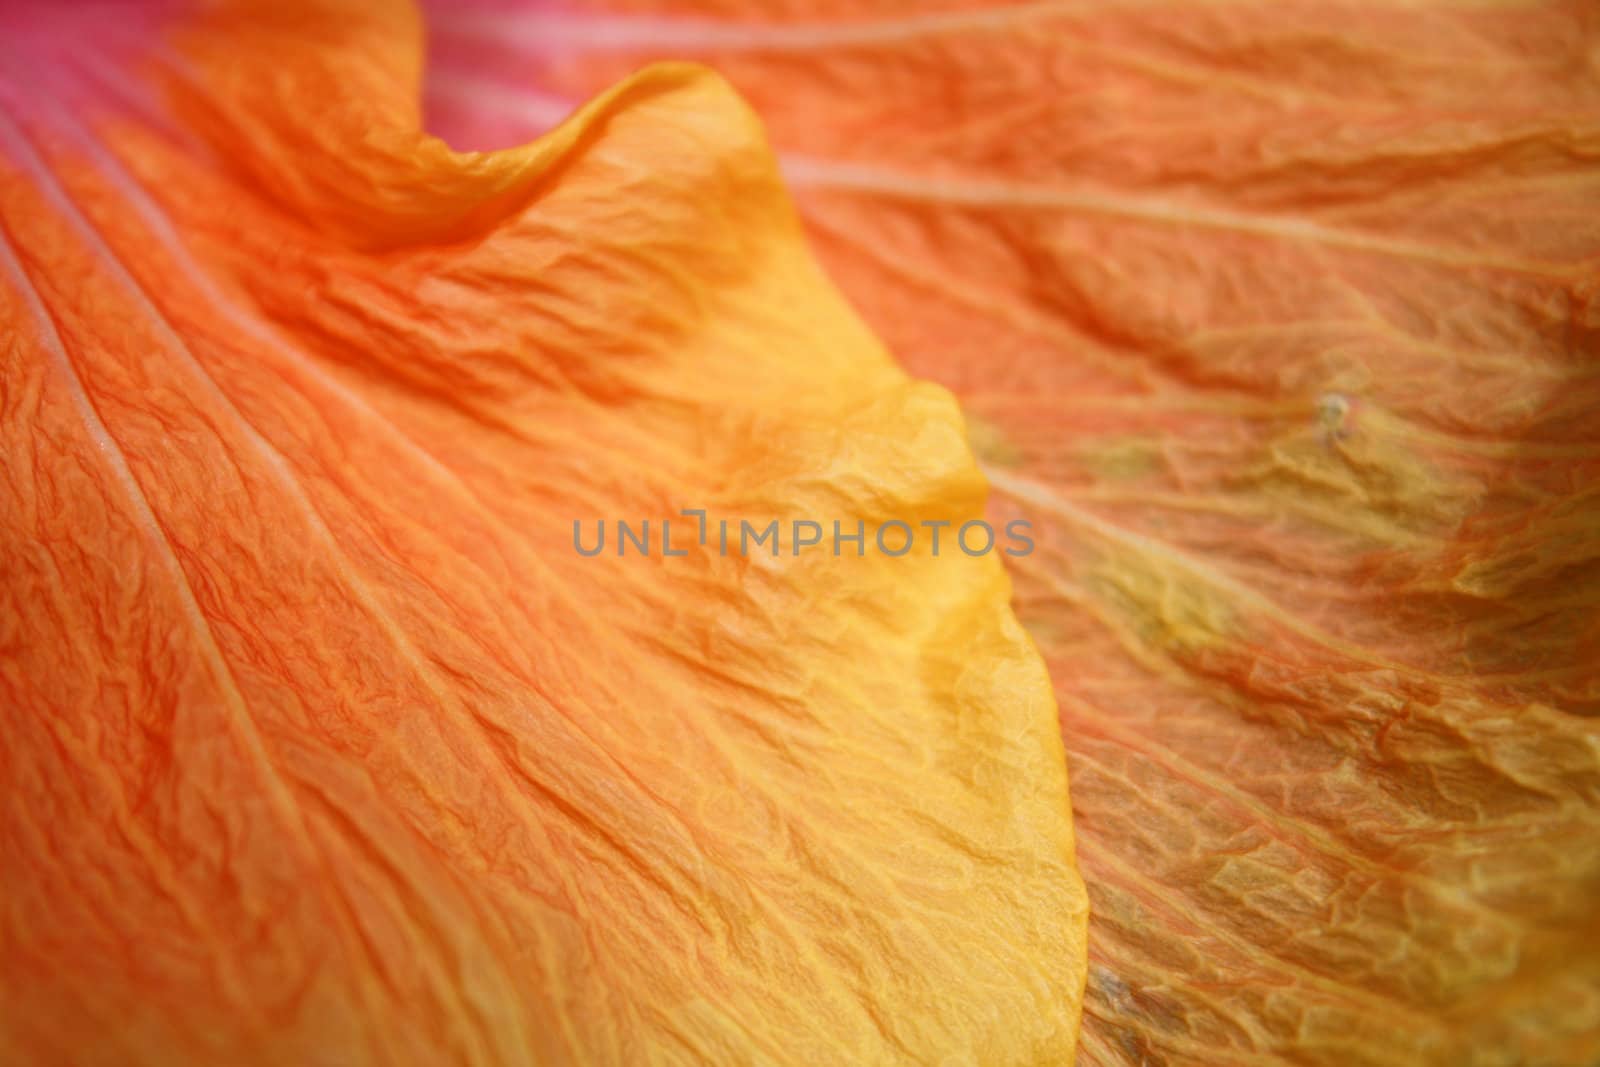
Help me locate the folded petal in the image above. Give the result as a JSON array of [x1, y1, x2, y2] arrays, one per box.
[[0, 2, 1086, 1063], [423, 2, 1600, 1063]]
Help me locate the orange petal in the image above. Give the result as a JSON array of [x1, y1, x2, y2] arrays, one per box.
[[425, 2, 1600, 1063], [0, 2, 1086, 1063]]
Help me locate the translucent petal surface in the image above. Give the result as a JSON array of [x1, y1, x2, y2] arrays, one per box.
[[422, 2, 1600, 1064], [0, 2, 1087, 1063]]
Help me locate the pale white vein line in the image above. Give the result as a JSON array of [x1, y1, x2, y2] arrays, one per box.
[[0, 108, 419, 1067], [778, 156, 1577, 278], [11, 125, 443, 700], [0, 208, 274, 1029], [430, 1, 1082, 52]]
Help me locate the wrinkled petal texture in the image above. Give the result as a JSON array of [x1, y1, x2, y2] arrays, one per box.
[[422, 1, 1600, 1065], [0, 2, 1088, 1064]]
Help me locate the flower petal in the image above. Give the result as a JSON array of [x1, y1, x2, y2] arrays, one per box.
[[424, 2, 1600, 1063], [0, 2, 1086, 1063]]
